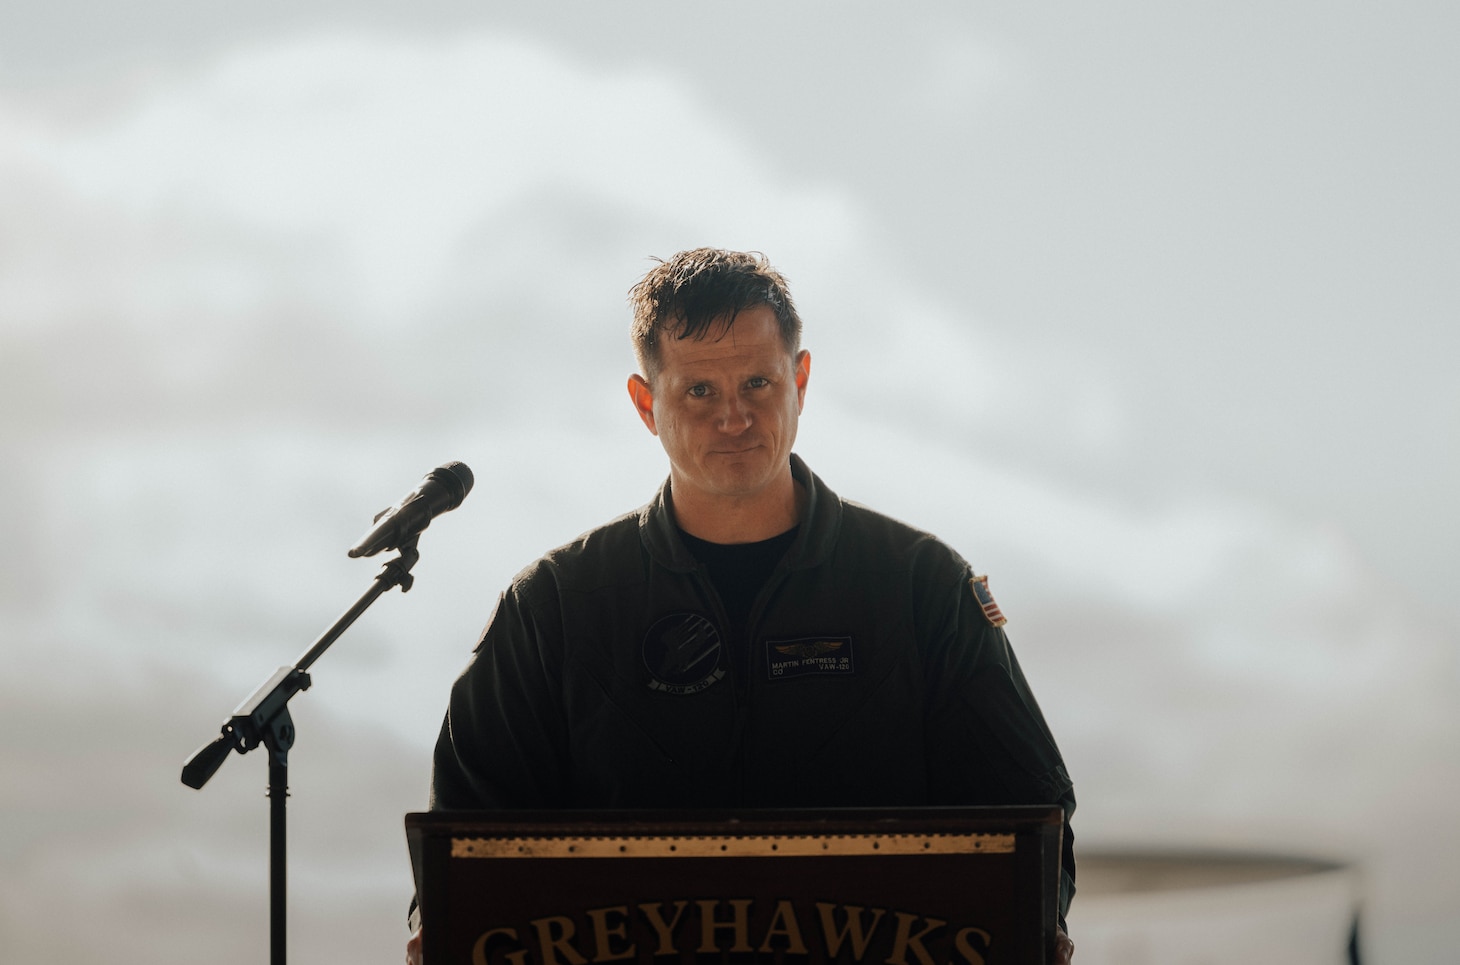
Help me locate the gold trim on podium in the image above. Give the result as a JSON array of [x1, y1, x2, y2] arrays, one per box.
[[450, 832, 1016, 859]]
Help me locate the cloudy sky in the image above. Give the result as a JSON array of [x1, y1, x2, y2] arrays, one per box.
[[2, 3, 1456, 963]]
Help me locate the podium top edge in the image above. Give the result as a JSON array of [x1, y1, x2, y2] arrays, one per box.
[[405, 805, 1064, 839]]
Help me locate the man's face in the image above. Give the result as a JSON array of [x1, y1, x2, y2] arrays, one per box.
[[629, 304, 810, 508]]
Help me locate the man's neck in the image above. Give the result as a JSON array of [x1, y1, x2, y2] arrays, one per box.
[[670, 472, 805, 545]]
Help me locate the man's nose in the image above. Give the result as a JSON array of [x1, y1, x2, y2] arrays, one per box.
[[717, 394, 752, 432]]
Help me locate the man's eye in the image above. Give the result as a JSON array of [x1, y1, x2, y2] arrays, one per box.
[[746, 377, 769, 389], [688, 385, 710, 398]]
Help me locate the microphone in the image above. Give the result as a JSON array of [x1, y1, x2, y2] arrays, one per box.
[[348, 461, 474, 558]]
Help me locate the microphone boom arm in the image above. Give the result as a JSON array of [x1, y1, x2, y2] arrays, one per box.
[[181, 537, 420, 790]]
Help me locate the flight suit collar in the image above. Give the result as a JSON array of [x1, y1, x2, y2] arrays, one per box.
[[638, 454, 841, 572]]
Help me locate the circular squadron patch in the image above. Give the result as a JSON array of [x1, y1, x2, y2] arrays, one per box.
[[642, 613, 726, 695]]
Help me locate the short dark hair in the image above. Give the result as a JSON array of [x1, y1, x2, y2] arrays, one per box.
[[629, 248, 801, 382]]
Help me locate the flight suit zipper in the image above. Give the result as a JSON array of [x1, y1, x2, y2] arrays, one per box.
[[735, 559, 793, 805], [686, 562, 747, 805]]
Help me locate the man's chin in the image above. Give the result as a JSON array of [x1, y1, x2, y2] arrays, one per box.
[[696, 464, 779, 500]]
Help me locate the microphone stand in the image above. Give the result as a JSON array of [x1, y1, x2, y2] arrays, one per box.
[[181, 537, 422, 965]]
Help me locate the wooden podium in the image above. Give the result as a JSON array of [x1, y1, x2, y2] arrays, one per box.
[[406, 807, 1064, 965]]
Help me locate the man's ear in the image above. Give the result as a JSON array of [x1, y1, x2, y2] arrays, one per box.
[[627, 374, 658, 435], [793, 350, 811, 411]]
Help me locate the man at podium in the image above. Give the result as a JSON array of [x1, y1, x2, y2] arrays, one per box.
[[410, 249, 1076, 964]]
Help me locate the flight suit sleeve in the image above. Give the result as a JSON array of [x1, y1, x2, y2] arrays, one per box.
[[920, 571, 1077, 927], [429, 584, 571, 809]]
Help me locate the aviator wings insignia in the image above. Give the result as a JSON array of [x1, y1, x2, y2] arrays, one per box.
[[773, 640, 845, 659]]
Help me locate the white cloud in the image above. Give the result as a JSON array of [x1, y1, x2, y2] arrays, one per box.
[[11, 31, 865, 326]]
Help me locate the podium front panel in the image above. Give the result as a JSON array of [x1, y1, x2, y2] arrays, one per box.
[[407, 808, 1062, 965]]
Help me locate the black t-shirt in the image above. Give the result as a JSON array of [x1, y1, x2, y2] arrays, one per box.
[[678, 526, 799, 686]]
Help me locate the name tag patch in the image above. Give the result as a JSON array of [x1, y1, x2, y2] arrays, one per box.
[[765, 636, 855, 680]]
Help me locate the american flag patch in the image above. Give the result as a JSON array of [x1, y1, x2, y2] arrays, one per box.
[[970, 575, 1007, 628]]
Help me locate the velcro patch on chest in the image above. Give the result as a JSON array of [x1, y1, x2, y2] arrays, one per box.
[[764, 636, 855, 680], [642, 612, 726, 695]]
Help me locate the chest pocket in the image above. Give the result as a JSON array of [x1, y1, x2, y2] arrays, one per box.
[[744, 632, 925, 806], [562, 639, 740, 807]]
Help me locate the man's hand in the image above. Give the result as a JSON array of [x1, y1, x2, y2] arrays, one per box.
[[406, 926, 422, 965], [1054, 926, 1075, 964]]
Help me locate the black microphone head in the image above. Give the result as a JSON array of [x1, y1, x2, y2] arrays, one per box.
[[348, 461, 474, 558], [433, 461, 473, 509]]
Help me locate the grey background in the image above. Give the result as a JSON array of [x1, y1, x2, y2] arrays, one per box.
[[2, 3, 1455, 962]]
